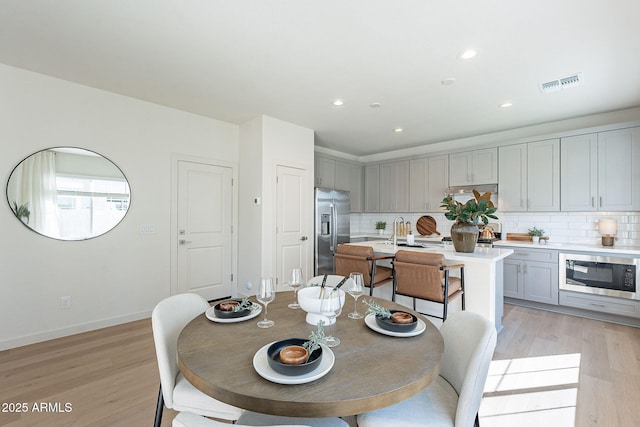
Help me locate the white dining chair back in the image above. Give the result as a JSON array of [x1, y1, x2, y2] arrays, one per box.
[[439, 311, 497, 426], [152, 293, 242, 426], [173, 411, 311, 427], [356, 311, 497, 427]]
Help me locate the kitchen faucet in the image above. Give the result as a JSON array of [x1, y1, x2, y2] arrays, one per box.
[[392, 216, 405, 247]]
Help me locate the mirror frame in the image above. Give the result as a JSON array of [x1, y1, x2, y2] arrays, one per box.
[[6, 147, 132, 241]]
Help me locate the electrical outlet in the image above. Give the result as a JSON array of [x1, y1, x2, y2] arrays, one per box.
[[60, 296, 72, 309]]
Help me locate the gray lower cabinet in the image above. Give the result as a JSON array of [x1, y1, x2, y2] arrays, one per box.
[[501, 247, 559, 305], [559, 291, 640, 318]]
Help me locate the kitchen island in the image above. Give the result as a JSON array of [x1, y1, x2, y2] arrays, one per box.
[[346, 240, 513, 332]]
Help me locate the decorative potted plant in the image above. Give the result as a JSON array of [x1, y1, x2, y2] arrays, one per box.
[[528, 227, 545, 244], [11, 201, 30, 224], [375, 221, 386, 235], [440, 190, 498, 253]]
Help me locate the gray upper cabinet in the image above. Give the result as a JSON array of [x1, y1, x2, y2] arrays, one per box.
[[561, 127, 640, 211], [499, 139, 559, 212], [380, 160, 410, 212], [335, 160, 363, 213], [364, 164, 380, 212], [560, 133, 598, 211], [409, 154, 449, 212], [598, 128, 640, 211], [449, 148, 497, 186], [527, 139, 560, 211], [314, 156, 335, 188]]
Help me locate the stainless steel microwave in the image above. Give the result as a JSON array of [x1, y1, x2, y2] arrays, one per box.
[[559, 253, 639, 300]]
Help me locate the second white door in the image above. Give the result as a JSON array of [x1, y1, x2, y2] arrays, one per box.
[[276, 165, 310, 290]]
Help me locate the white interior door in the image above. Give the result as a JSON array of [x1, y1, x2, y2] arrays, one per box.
[[178, 161, 233, 300], [276, 165, 310, 290]]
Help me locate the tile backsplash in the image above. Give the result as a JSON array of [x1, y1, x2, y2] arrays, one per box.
[[351, 211, 640, 247]]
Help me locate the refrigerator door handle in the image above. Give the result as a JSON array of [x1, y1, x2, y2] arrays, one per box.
[[329, 204, 336, 251]]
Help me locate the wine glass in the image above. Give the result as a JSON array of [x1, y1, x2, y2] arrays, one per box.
[[320, 290, 343, 347], [256, 277, 275, 328], [347, 272, 365, 319], [288, 267, 304, 309]]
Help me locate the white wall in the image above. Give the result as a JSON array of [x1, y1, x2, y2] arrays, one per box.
[[0, 64, 240, 350], [238, 115, 314, 295]]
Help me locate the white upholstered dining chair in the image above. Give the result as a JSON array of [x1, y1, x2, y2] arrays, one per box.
[[356, 311, 497, 427], [172, 410, 312, 427], [152, 293, 243, 427]]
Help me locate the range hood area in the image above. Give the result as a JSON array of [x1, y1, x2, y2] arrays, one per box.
[[447, 184, 498, 204]]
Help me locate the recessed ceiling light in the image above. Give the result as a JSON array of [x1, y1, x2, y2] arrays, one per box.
[[441, 77, 457, 86], [369, 102, 382, 108], [332, 99, 344, 106], [394, 128, 404, 133], [458, 49, 477, 60], [500, 102, 513, 108]]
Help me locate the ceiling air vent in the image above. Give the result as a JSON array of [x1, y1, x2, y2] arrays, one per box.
[[539, 73, 583, 94]]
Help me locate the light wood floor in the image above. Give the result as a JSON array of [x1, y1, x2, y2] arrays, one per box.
[[1, 304, 639, 426]]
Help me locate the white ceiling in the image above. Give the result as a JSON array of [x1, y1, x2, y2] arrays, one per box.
[[1, 1, 639, 156]]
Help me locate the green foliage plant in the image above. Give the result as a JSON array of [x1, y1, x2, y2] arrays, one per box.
[[440, 190, 498, 225]]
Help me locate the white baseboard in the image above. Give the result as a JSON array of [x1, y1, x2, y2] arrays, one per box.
[[0, 310, 152, 351]]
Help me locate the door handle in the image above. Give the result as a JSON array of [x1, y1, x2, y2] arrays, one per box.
[[300, 236, 308, 241], [179, 239, 192, 245]]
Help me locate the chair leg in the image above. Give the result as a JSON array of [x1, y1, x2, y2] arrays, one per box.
[[443, 271, 450, 321], [369, 262, 377, 296], [154, 385, 164, 427], [461, 267, 466, 311]]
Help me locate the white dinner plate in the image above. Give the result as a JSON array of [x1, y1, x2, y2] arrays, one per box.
[[253, 342, 335, 385], [205, 303, 262, 323], [364, 313, 426, 337]]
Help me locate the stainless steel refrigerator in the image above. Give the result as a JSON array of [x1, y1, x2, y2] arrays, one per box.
[[315, 188, 350, 275]]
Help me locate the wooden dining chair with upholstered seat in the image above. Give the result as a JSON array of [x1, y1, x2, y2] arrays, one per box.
[[392, 250, 465, 321], [334, 244, 394, 296], [357, 311, 497, 427]]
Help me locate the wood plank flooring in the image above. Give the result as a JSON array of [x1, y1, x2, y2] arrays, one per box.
[[1, 304, 639, 426]]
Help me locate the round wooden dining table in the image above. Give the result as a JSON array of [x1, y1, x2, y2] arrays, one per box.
[[177, 292, 444, 418]]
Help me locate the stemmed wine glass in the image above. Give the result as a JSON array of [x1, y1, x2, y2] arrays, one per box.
[[256, 277, 275, 328], [320, 290, 343, 347], [347, 272, 365, 319], [288, 267, 304, 309]]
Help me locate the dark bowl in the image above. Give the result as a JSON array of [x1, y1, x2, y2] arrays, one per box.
[[213, 300, 252, 319], [267, 338, 323, 376], [375, 310, 418, 333]]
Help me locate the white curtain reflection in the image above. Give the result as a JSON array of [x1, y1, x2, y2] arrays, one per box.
[[8, 150, 60, 238]]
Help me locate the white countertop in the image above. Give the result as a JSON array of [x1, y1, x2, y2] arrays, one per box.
[[494, 240, 640, 256], [347, 240, 513, 263]]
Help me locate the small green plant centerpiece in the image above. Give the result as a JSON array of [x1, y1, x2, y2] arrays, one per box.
[[11, 201, 30, 224], [213, 297, 252, 319], [268, 321, 326, 376], [365, 299, 417, 332], [375, 221, 387, 235], [528, 227, 544, 237], [528, 227, 545, 243], [440, 190, 498, 253]]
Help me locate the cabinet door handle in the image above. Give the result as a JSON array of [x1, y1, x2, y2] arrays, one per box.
[[590, 303, 606, 308], [591, 197, 595, 208], [599, 196, 603, 207]]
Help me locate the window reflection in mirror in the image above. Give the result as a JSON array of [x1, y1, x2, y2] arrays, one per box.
[[6, 147, 131, 240]]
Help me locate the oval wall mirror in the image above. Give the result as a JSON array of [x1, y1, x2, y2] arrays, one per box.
[[6, 147, 131, 240]]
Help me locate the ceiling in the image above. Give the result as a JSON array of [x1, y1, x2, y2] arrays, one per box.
[[1, 1, 639, 157]]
